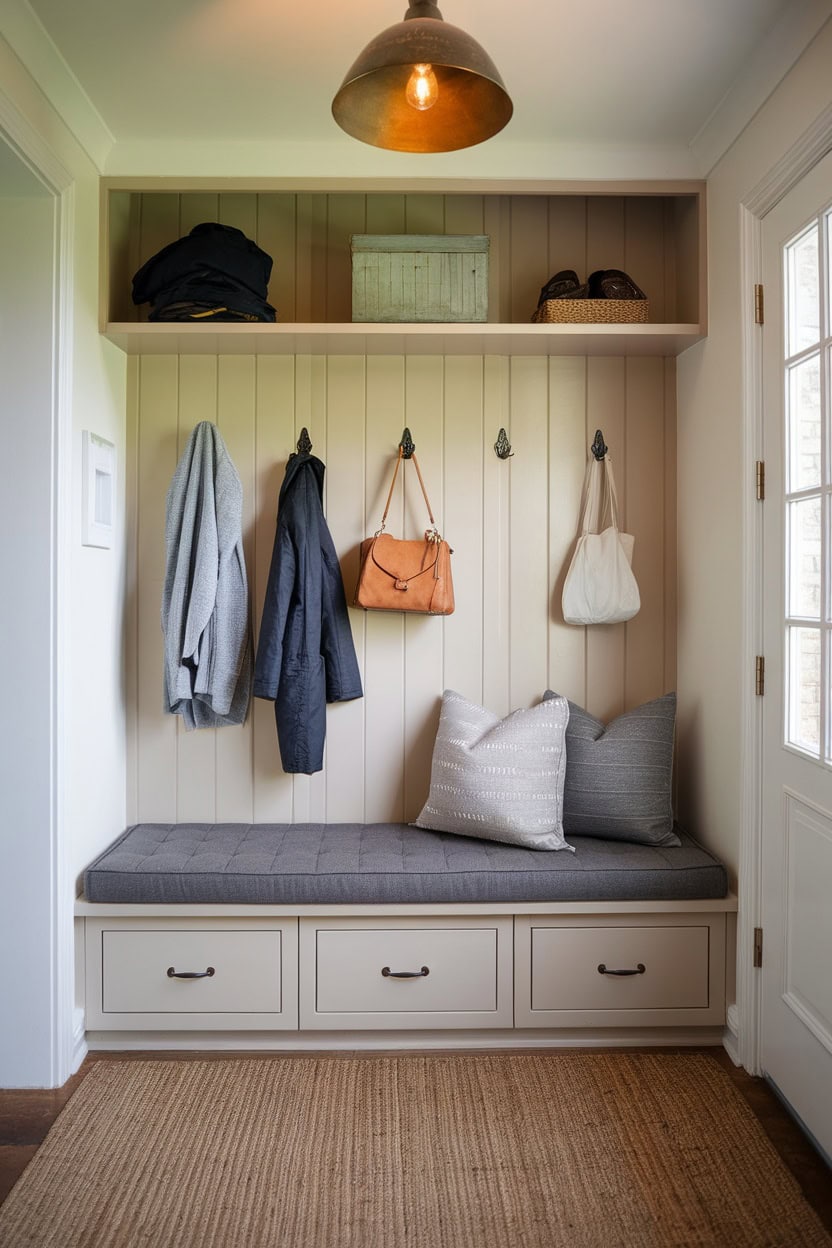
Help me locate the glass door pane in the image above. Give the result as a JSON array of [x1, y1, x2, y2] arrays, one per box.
[[783, 208, 831, 762]]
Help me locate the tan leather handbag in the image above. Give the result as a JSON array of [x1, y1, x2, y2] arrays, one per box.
[[354, 447, 454, 615]]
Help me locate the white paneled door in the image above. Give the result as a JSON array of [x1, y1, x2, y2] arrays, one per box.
[[761, 147, 832, 1160]]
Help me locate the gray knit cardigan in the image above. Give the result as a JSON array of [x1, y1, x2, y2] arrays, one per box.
[[162, 421, 252, 729]]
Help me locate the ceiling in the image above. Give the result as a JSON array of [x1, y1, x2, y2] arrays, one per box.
[[22, 0, 803, 165]]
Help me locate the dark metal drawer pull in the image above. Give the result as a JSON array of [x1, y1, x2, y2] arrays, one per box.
[[597, 963, 645, 977], [167, 966, 215, 979], [381, 966, 430, 979]]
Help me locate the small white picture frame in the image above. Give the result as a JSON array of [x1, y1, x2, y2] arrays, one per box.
[[82, 431, 116, 548]]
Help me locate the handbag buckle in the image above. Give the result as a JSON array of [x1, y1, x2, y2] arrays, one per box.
[[394, 579, 408, 591]]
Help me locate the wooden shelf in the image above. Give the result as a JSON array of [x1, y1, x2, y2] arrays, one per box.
[[102, 180, 706, 357], [103, 321, 705, 357]]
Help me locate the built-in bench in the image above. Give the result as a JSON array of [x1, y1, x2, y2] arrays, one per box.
[[76, 823, 735, 1050]]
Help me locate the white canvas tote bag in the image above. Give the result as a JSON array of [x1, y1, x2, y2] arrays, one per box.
[[562, 455, 640, 625]]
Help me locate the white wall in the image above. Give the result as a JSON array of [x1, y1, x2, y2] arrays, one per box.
[[676, 18, 832, 883], [0, 34, 127, 1085]]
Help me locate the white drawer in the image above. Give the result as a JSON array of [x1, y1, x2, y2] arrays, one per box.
[[515, 914, 726, 1028], [300, 917, 513, 1029], [84, 919, 299, 1030]]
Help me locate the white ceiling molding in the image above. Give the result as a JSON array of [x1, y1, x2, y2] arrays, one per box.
[[689, 0, 832, 176], [103, 138, 701, 182], [0, 80, 72, 192], [0, 0, 113, 172]]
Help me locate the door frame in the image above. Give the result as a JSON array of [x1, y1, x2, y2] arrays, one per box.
[[0, 86, 77, 1084], [738, 101, 832, 1076]]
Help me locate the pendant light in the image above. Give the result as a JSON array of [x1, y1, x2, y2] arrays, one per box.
[[332, 1, 513, 153]]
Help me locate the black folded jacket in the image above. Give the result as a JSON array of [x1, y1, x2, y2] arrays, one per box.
[[132, 222, 276, 322]]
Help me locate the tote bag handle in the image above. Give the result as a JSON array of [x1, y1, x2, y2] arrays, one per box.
[[578, 455, 622, 535]]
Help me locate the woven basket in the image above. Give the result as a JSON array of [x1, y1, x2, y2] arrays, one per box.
[[533, 298, 649, 325]]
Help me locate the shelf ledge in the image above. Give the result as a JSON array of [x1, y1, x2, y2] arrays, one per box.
[[103, 321, 705, 358]]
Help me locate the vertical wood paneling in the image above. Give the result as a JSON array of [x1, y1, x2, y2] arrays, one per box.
[[218, 193, 257, 240], [257, 195, 297, 322], [125, 189, 698, 324], [126, 190, 696, 325], [404, 195, 444, 234], [444, 196, 484, 235], [402, 358, 445, 821], [175, 356, 219, 822], [547, 357, 588, 705], [124, 360, 140, 822], [366, 195, 406, 234], [584, 356, 627, 722], [481, 357, 511, 717], [624, 357, 666, 707], [509, 197, 549, 323], [363, 356, 407, 822], [586, 197, 625, 277], [443, 357, 484, 705], [327, 195, 366, 322], [123, 188, 684, 823], [136, 195, 179, 322], [129, 347, 677, 823], [508, 357, 551, 708], [136, 356, 179, 819], [546, 197, 587, 293], [295, 195, 328, 322], [215, 356, 256, 822], [179, 193, 220, 237], [323, 356, 367, 822], [663, 360, 678, 695], [625, 198, 666, 322], [252, 357, 295, 821], [483, 196, 511, 323]]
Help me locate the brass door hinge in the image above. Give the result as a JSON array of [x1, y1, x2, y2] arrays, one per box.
[[755, 284, 765, 325], [756, 460, 765, 501], [755, 656, 765, 696], [753, 927, 763, 968]]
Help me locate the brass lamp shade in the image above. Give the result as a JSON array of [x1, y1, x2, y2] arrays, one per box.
[[332, 1, 513, 153]]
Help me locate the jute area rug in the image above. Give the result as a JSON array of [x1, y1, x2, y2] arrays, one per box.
[[0, 1052, 828, 1248]]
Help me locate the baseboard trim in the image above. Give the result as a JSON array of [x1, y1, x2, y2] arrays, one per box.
[[71, 1007, 88, 1075], [85, 1026, 727, 1053], [723, 1003, 741, 1067]]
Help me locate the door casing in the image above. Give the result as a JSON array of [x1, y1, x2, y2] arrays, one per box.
[[0, 85, 76, 1087]]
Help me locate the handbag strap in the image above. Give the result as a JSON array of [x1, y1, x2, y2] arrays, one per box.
[[378, 447, 438, 534]]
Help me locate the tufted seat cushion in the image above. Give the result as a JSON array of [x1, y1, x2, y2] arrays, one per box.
[[82, 822, 728, 905]]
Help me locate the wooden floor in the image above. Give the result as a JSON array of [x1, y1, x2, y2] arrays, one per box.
[[1, 1048, 830, 1232]]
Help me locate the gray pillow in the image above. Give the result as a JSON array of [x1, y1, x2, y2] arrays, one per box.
[[414, 690, 573, 851], [545, 691, 680, 846]]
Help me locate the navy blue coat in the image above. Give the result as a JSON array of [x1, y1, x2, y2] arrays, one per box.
[[253, 453, 362, 774]]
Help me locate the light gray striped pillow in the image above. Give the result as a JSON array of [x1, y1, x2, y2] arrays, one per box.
[[414, 690, 573, 851], [545, 691, 679, 846]]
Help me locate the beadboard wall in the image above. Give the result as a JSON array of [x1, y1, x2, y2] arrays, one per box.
[[126, 351, 676, 825]]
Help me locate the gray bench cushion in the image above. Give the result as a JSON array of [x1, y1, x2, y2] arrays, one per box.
[[82, 823, 728, 905]]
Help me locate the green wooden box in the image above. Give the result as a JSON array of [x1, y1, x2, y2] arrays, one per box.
[[351, 234, 489, 323]]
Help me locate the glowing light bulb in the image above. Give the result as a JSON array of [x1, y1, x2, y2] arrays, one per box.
[[406, 63, 439, 112]]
